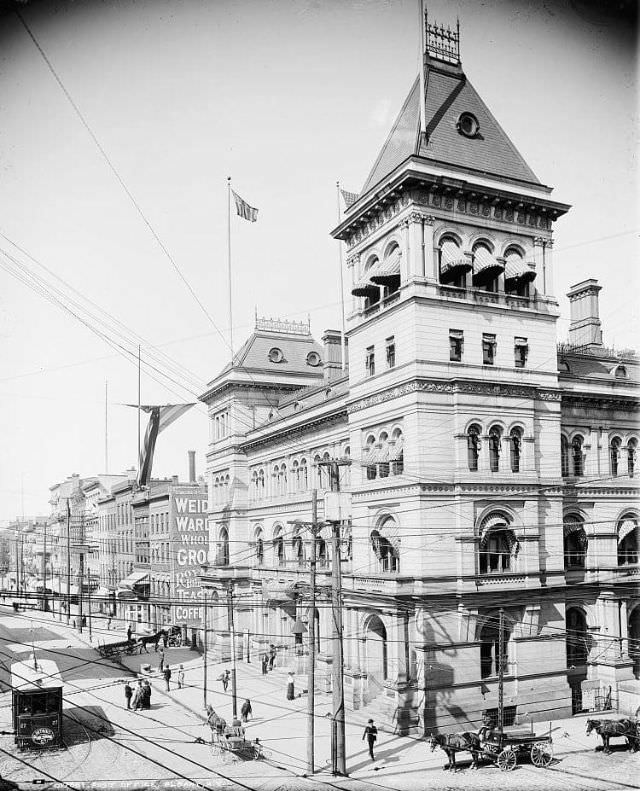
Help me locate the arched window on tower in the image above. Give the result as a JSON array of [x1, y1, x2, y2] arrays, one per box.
[[273, 526, 285, 567], [378, 432, 390, 478], [563, 515, 587, 569], [618, 516, 639, 566], [467, 425, 481, 471], [572, 435, 584, 477], [561, 436, 570, 477], [390, 431, 404, 475], [610, 437, 621, 477], [218, 527, 230, 567], [438, 236, 470, 288], [300, 458, 308, 490], [479, 516, 517, 575], [365, 436, 377, 480], [370, 516, 400, 574], [293, 532, 305, 568], [627, 438, 637, 477], [292, 460, 299, 492], [509, 427, 522, 473], [489, 426, 502, 472], [255, 530, 264, 566]]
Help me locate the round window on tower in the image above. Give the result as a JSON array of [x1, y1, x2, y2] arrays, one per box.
[[457, 112, 480, 139], [268, 347, 284, 363], [306, 351, 321, 367]]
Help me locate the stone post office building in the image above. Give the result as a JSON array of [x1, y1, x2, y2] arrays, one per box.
[[199, 21, 639, 732]]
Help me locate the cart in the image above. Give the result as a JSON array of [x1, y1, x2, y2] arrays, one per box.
[[479, 727, 553, 771], [211, 731, 269, 762]]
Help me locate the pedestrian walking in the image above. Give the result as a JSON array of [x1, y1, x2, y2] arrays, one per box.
[[363, 719, 378, 761], [177, 664, 185, 689], [286, 672, 295, 701], [268, 643, 276, 671], [126, 625, 132, 643], [107, 617, 112, 630], [158, 648, 165, 673], [163, 665, 172, 691], [142, 680, 152, 709], [261, 653, 268, 675], [217, 669, 230, 692], [124, 681, 133, 710], [240, 699, 252, 723], [162, 630, 168, 648]]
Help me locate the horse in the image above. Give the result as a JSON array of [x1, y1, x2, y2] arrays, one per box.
[[586, 718, 635, 753], [206, 705, 227, 744], [427, 732, 481, 771]]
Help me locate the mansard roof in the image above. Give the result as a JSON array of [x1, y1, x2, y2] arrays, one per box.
[[361, 60, 541, 197]]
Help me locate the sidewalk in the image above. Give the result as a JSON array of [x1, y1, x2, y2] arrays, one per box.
[[6, 604, 638, 790]]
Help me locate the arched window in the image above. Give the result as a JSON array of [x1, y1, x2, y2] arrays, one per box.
[[509, 427, 522, 473], [378, 433, 390, 478], [472, 241, 503, 292], [628, 438, 637, 477], [572, 435, 584, 477], [317, 537, 328, 568], [370, 516, 400, 574], [467, 425, 481, 471], [258, 468, 265, 495], [610, 437, 621, 477], [314, 455, 323, 488], [390, 431, 404, 475], [438, 236, 470, 287], [272, 464, 279, 495], [618, 516, 639, 565], [251, 471, 258, 499], [489, 426, 502, 472], [273, 526, 285, 567], [566, 608, 590, 666], [561, 436, 569, 477], [341, 447, 351, 488], [292, 460, 299, 492], [479, 516, 516, 574], [365, 615, 388, 684], [300, 458, 308, 490], [479, 616, 510, 679], [281, 463, 288, 495], [563, 515, 587, 569], [365, 436, 377, 480], [255, 530, 264, 566], [218, 527, 230, 567], [293, 533, 305, 567]]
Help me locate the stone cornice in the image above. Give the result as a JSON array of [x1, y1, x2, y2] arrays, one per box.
[[242, 409, 348, 452], [200, 378, 303, 404], [561, 392, 640, 411], [347, 378, 562, 413]]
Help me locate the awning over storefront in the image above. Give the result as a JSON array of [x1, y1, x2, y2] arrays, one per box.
[[117, 571, 149, 600], [262, 578, 298, 604]]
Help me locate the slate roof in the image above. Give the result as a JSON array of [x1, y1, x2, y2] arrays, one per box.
[[212, 330, 324, 381], [361, 61, 541, 195]]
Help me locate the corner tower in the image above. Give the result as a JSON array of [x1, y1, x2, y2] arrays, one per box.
[[332, 15, 576, 731]]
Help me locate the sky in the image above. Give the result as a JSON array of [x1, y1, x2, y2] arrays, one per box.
[[0, 0, 637, 522]]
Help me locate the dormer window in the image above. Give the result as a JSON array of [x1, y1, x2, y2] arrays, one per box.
[[268, 347, 284, 363], [457, 111, 480, 138], [615, 365, 628, 379], [306, 351, 321, 367]]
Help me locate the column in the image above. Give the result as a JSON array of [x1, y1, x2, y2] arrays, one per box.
[[423, 215, 436, 281], [346, 253, 358, 316], [533, 237, 545, 294], [400, 218, 410, 281], [542, 239, 554, 296]]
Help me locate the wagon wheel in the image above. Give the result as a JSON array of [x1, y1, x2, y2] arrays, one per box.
[[531, 742, 553, 767], [497, 748, 517, 771]]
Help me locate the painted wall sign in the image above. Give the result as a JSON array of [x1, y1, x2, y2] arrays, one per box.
[[171, 495, 209, 626]]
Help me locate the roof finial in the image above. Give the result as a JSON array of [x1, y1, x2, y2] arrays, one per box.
[[425, 12, 461, 65]]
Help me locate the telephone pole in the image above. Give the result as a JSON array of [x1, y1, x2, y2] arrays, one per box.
[[498, 607, 505, 734], [307, 490, 318, 775], [319, 459, 349, 777], [66, 501, 71, 625]]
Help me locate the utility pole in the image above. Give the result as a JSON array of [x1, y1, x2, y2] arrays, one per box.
[[228, 583, 238, 719], [42, 521, 47, 612], [66, 501, 71, 625], [78, 551, 84, 634], [203, 590, 208, 710], [498, 607, 505, 734], [317, 457, 350, 777], [307, 490, 318, 775]]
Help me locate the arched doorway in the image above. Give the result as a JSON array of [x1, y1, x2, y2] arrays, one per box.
[[365, 615, 388, 699]]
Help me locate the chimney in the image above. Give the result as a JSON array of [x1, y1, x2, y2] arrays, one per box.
[[172, 475, 179, 484], [126, 467, 137, 481], [188, 450, 196, 483], [322, 330, 346, 382], [567, 279, 603, 347]]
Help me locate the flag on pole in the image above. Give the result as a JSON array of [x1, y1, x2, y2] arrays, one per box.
[[231, 189, 258, 222], [340, 188, 359, 209], [134, 403, 195, 486]]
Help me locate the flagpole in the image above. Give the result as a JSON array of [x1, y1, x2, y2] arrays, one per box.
[[104, 379, 109, 473], [419, 0, 426, 137], [227, 176, 234, 365], [336, 181, 347, 373], [137, 345, 141, 471]]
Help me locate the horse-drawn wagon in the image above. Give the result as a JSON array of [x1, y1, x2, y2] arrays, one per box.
[[428, 724, 553, 772], [204, 706, 268, 762], [586, 717, 640, 753]]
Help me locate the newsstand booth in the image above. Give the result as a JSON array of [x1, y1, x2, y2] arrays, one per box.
[[11, 657, 63, 749]]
